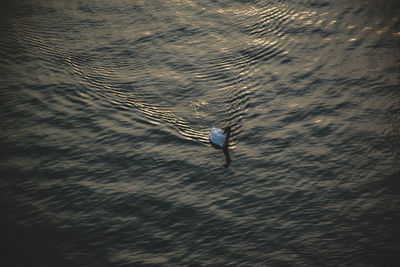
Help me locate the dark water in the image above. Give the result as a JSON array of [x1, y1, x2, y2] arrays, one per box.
[[1, 0, 399, 266]]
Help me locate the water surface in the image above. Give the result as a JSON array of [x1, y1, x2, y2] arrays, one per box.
[[1, 0, 399, 266]]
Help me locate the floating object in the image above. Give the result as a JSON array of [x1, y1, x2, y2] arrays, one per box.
[[209, 126, 232, 167], [210, 126, 226, 148]]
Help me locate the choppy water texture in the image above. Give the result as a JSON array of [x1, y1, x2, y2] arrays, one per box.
[[1, 0, 399, 266]]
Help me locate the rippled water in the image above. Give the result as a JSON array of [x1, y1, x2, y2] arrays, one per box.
[[1, 0, 399, 266]]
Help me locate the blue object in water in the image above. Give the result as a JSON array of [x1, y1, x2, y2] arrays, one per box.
[[210, 126, 226, 148]]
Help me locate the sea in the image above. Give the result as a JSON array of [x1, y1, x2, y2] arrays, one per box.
[[1, 0, 399, 266]]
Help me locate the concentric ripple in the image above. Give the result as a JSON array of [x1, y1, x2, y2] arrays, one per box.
[[3, 0, 395, 150]]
